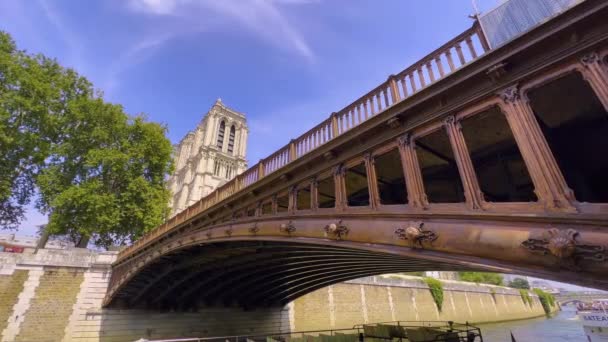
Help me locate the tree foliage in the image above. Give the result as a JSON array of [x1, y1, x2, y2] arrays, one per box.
[[458, 272, 504, 286], [423, 277, 444, 312], [508, 277, 530, 289], [0, 31, 173, 248], [533, 288, 556, 315], [519, 289, 532, 307]]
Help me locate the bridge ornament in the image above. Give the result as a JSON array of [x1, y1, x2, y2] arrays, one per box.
[[205, 230, 213, 239], [324, 220, 349, 240], [521, 228, 607, 270], [249, 223, 259, 235], [394, 222, 438, 248], [225, 227, 233, 237], [279, 221, 296, 235]]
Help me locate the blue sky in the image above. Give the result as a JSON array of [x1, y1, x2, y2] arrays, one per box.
[[2, 0, 481, 234]]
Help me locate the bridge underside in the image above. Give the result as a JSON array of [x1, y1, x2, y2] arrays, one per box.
[[108, 241, 473, 309]]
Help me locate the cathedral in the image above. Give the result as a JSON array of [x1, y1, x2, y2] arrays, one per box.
[[168, 99, 248, 215]]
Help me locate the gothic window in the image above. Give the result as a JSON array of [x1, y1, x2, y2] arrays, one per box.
[[217, 120, 225, 149], [228, 125, 236, 154], [213, 160, 220, 176], [225, 165, 232, 179]]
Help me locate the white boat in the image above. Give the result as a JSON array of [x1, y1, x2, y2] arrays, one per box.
[[578, 299, 608, 341]]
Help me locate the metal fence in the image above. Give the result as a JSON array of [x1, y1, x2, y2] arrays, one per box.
[[478, 0, 585, 48]]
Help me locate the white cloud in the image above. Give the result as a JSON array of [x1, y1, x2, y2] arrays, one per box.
[[127, 0, 315, 61], [37, 0, 86, 72], [103, 33, 174, 96]]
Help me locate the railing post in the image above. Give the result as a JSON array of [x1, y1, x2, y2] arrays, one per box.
[[388, 75, 400, 103], [331, 112, 339, 138], [474, 20, 491, 52], [258, 159, 265, 179], [289, 139, 297, 161]]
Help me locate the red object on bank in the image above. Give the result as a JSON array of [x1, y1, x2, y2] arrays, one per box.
[[0, 244, 24, 253]]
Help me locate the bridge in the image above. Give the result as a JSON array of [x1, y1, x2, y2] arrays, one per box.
[[556, 292, 608, 305], [104, 0, 608, 310]]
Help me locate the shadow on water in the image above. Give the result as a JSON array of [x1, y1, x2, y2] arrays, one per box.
[[477, 307, 585, 341]]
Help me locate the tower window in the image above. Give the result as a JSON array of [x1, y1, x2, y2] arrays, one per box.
[[225, 165, 233, 179], [213, 160, 220, 176], [228, 125, 236, 154], [217, 121, 225, 149]]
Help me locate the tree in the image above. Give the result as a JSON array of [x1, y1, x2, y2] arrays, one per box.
[[458, 272, 504, 286], [508, 277, 530, 289], [0, 31, 90, 229], [0, 31, 174, 248]]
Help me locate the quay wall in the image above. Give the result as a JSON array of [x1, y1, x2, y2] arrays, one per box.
[[1, 249, 547, 342], [292, 276, 548, 331]]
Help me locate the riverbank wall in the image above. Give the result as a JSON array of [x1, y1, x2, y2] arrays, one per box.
[[1, 249, 547, 341], [291, 276, 548, 331]]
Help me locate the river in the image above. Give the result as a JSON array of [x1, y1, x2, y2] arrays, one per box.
[[477, 307, 585, 341]]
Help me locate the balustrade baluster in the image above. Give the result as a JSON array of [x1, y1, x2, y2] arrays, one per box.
[[435, 56, 445, 77], [347, 109, 355, 129], [409, 73, 417, 93], [426, 62, 435, 83], [465, 36, 477, 59], [417, 68, 426, 88], [383, 87, 390, 107], [357, 104, 363, 124], [400, 76, 408, 98], [364, 98, 371, 118], [455, 42, 466, 65], [376, 93, 382, 112], [445, 50, 456, 72]]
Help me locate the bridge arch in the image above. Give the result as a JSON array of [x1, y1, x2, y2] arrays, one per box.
[[106, 1, 608, 310]]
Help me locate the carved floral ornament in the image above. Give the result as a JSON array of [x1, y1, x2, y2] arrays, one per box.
[[498, 85, 521, 104], [521, 228, 607, 271], [279, 221, 296, 235], [249, 223, 259, 235], [397, 133, 413, 148], [580, 52, 599, 66], [324, 220, 349, 240], [395, 222, 438, 248]]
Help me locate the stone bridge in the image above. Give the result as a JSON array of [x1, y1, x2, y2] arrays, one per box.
[[105, 0, 608, 310], [556, 292, 608, 305]]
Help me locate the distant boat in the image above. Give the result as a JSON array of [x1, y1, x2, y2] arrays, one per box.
[[578, 299, 608, 341]]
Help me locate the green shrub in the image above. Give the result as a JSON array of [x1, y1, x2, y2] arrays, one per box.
[[458, 272, 504, 286], [508, 277, 530, 289], [423, 277, 444, 312], [533, 289, 556, 314], [519, 289, 532, 306]]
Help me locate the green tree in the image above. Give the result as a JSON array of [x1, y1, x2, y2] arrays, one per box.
[[508, 277, 530, 289], [533, 288, 556, 315], [0, 31, 90, 229], [0, 31, 173, 248], [458, 272, 504, 286]]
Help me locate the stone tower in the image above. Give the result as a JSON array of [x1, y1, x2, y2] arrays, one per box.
[[168, 99, 248, 215]]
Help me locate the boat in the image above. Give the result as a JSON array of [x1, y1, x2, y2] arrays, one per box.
[[577, 299, 608, 341]]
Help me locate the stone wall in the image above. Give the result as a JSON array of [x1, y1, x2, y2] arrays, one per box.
[[1, 250, 548, 341], [0, 249, 288, 342], [292, 276, 548, 331]]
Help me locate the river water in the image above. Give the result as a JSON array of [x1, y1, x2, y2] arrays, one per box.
[[477, 307, 586, 341]]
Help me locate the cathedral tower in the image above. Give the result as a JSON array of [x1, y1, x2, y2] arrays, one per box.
[[168, 99, 248, 214]]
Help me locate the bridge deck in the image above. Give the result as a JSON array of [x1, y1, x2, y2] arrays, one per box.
[[105, 0, 608, 309]]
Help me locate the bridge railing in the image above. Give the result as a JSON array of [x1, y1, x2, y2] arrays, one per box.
[[118, 22, 489, 261]]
